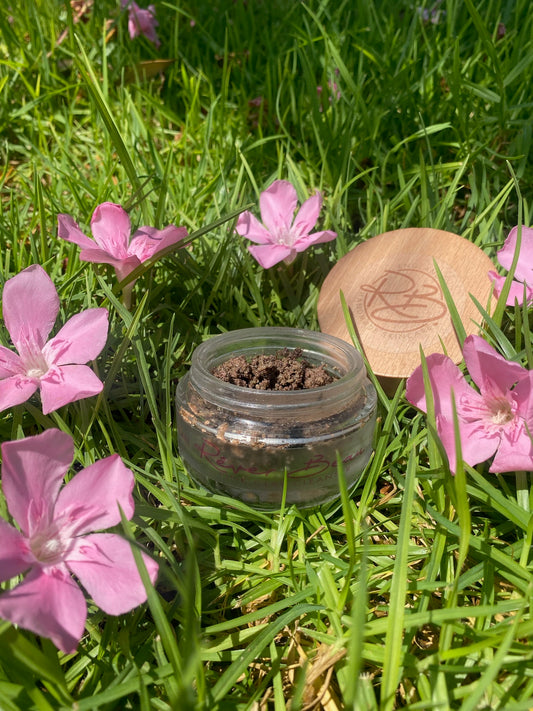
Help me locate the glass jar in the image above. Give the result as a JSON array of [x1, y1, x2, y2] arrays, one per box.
[[175, 327, 377, 509]]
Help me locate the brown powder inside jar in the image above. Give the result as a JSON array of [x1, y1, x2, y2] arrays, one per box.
[[211, 347, 335, 391]]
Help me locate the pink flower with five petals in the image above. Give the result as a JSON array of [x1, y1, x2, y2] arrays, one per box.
[[0, 429, 158, 653], [0, 265, 108, 414], [406, 335, 533, 473], [489, 225, 533, 306], [235, 180, 337, 269], [121, 0, 160, 48], [57, 202, 188, 284]]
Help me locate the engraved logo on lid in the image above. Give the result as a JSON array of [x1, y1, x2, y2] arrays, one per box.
[[361, 268, 447, 333]]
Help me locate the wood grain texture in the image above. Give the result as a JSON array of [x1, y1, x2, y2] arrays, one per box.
[[317, 228, 495, 383]]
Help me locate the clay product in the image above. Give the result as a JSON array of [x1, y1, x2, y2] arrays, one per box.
[[175, 327, 377, 509]]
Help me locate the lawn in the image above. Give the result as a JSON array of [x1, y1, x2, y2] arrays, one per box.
[[1, 0, 533, 709]]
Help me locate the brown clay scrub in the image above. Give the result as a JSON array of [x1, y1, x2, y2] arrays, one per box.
[[176, 328, 377, 508], [211, 347, 335, 391]]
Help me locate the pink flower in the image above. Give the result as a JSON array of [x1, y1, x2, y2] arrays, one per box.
[[406, 335, 533, 473], [236, 180, 337, 269], [122, 0, 160, 48], [328, 80, 341, 100], [0, 429, 158, 653], [0, 265, 108, 415], [317, 80, 341, 112], [416, 0, 445, 24], [57, 202, 188, 283], [489, 225, 533, 306], [317, 81, 341, 100]]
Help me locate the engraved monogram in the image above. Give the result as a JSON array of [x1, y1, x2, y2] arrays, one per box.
[[361, 268, 447, 333]]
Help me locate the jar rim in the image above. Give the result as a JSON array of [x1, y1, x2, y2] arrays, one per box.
[[187, 327, 368, 411]]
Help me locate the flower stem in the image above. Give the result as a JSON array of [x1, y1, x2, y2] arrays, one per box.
[[122, 283, 134, 310]]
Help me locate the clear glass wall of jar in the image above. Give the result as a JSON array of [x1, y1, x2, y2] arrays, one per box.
[[175, 327, 377, 509]]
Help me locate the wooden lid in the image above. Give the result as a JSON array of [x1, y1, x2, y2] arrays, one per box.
[[317, 228, 495, 386]]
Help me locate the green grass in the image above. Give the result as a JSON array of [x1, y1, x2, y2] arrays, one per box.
[[1, 0, 533, 708]]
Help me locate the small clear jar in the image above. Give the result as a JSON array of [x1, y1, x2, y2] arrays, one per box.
[[175, 327, 377, 509]]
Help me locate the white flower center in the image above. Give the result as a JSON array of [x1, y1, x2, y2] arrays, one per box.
[[276, 229, 295, 247], [489, 396, 514, 425], [18, 331, 50, 379], [459, 388, 518, 434], [30, 523, 68, 565], [26, 363, 49, 379]]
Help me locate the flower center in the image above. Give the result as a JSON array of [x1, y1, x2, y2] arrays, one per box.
[[26, 363, 49, 378], [23, 348, 49, 378], [489, 396, 514, 425], [18, 330, 50, 379], [277, 229, 295, 247], [459, 389, 518, 434], [30, 523, 68, 565]]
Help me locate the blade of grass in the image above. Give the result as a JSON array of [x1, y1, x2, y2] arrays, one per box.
[[210, 603, 323, 703], [458, 594, 529, 711], [433, 260, 467, 347], [74, 37, 142, 200], [119, 508, 183, 708], [380, 447, 418, 711]]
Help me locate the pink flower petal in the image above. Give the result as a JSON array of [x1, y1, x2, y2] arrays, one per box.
[[61, 235, 142, 283], [55, 454, 135, 535], [0, 519, 31, 583], [293, 229, 338, 252], [127, 225, 189, 262], [127, 2, 142, 38], [489, 270, 533, 306], [248, 244, 293, 269], [490, 424, 533, 472], [406, 352, 474, 423], [90, 203, 131, 259], [235, 211, 273, 244], [39, 364, 103, 414], [43, 309, 109, 366], [512, 372, 533, 422], [0, 566, 86, 654], [463, 335, 526, 394], [0, 345, 24, 378], [67, 533, 158, 615], [57, 214, 97, 250], [436, 414, 499, 473], [259, 180, 298, 235], [505, 281, 533, 306], [497, 226, 533, 283], [127, 2, 160, 46], [291, 191, 322, 237], [283, 250, 298, 266], [114, 256, 142, 283], [0, 375, 38, 412], [72, 246, 132, 269], [1, 429, 73, 537], [3, 265, 59, 353]]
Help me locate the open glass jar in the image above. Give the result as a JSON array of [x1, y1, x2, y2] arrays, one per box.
[[175, 327, 377, 509]]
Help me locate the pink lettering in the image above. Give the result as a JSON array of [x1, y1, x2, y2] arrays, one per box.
[[195, 438, 365, 480], [196, 440, 277, 477]]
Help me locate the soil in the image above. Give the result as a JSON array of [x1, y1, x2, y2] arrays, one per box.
[[211, 347, 335, 390]]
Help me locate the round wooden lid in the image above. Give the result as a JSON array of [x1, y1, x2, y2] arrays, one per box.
[[317, 228, 495, 383]]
